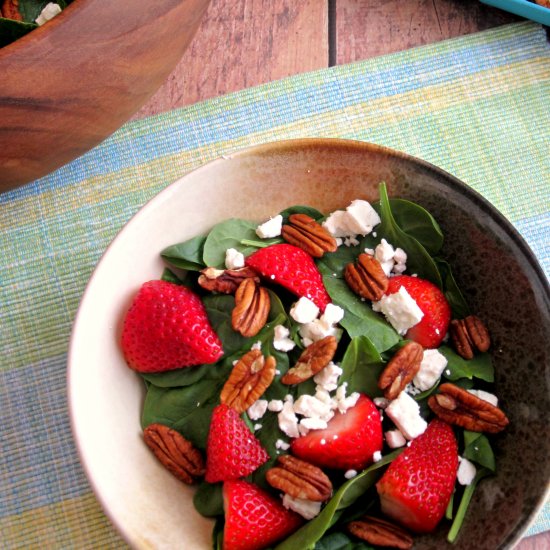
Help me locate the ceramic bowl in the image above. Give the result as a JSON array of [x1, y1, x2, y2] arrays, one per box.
[[0, 0, 210, 192], [68, 138, 550, 549]]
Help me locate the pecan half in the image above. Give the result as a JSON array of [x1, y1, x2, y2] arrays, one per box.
[[266, 455, 332, 501], [1, 0, 22, 21], [347, 516, 413, 549], [220, 349, 276, 413], [449, 315, 491, 359], [378, 341, 423, 400], [428, 383, 509, 433], [143, 424, 205, 484], [281, 213, 337, 258], [198, 266, 260, 294], [344, 253, 389, 301], [231, 278, 270, 337], [281, 335, 337, 385]]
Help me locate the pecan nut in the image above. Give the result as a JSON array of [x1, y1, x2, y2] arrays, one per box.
[[347, 516, 413, 549], [281, 335, 337, 384], [378, 341, 423, 400], [281, 213, 337, 258], [449, 315, 491, 359], [143, 424, 205, 484], [231, 278, 270, 337], [344, 253, 389, 301], [220, 349, 276, 413], [428, 382, 509, 433], [266, 455, 332, 501], [198, 266, 260, 294]]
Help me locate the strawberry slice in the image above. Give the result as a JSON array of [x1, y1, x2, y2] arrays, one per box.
[[386, 275, 451, 348], [205, 404, 269, 483], [121, 280, 223, 372], [290, 394, 383, 471], [223, 480, 303, 550], [376, 419, 458, 533], [245, 243, 331, 311]]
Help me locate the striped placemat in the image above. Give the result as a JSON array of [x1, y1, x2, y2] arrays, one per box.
[[0, 20, 548, 548]]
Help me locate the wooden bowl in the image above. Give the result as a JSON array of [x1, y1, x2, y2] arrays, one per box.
[[0, 0, 211, 192]]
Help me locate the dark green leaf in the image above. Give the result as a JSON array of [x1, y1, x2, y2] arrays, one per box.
[[439, 346, 494, 382], [161, 234, 207, 271], [463, 431, 496, 472], [19, 0, 64, 23], [160, 267, 186, 284], [313, 531, 374, 550], [193, 481, 224, 517], [279, 205, 324, 222], [434, 258, 470, 319], [0, 18, 37, 47]]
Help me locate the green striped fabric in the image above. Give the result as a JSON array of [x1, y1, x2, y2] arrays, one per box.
[[0, 21, 548, 548]]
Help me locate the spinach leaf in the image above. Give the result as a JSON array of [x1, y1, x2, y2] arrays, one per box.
[[439, 346, 494, 383], [323, 276, 399, 353], [203, 219, 279, 268], [339, 336, 385, 397], [19, 0, 65, 23], [373, 198, 444, 256], [193, 481, 224, 517], [376, 183, 442, 287], [435, 259, 470, 319], [161, 235, 207, 271], [142, 361, 221, 389], [463, 431, 496, 472], [313, 531, 374, 549], [447, 468, 492, 543], [274, 450, 402, 550], [279, 205, 324, 221], [0, 17, 37, 47]]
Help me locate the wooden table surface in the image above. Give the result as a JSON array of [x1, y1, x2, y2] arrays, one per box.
[[136, 2, 547, 548]]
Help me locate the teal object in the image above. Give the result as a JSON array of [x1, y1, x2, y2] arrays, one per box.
[[481, 0, 550, 25]]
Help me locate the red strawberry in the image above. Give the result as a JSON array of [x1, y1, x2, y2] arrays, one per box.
[[245, 243, 331, 310], [290, 394, 383, 471], [385, 275, 451, 348], [205, 404, 269, 483], [376, 419, 458, 534], [121, 280, 223, 372], [223, 480, 303, 550]]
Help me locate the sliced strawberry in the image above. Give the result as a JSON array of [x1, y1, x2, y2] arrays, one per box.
[[205, 404, 269, 483], [223, 480, 303, 550], [121, 280, 223, 372], [385, 275, 451, 348], [245, 243, 331, 310], [376, 419, 458, 533], [290, 394, 383, 471]]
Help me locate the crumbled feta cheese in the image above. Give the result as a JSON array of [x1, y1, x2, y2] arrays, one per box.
[[251, 341, 262, 350], [247, 399, 268, 420], [385, 429, 407, 448], [268, 399, 284, 412], [273, 324, 296, 352], [457, 457, 477, 486], [344, 469, 358, 479], [413, 349, 448, 391], [300, 417, 328, 431], [373, 397, 390, 409], [282, 495, 322, 520], [294, 394, 334, 422], [225, 247, 245, 269], [313, 361, 343, 392], [345, 200, 382, 236], [36, 2, 62, 25], [321, 303, 345, 326], [299, 303, 344, 346], [256, 214, 283, 238], [372, 286, 424, 335], [405, 383, 422, 397], [290, 297, 320, 324], [275, 439, 290, 451], [375, 238, 395, 263], [333, 382, 360, 414], [373, 451, 383, 462], [344, 236, 360, 247], [393, 247, 407, 265], [278, 400, 300, 438], [314, 388, 333, 405], [254, 424, 262, 431], [386, 392, 427, 440], [468, 389, 499, 407]]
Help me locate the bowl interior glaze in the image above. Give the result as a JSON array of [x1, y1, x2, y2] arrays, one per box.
[[68, 139, 550, 549]]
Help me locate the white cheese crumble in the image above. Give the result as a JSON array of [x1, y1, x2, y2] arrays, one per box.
[[299, 303, 344, 347], [413, 349, 448, 391], [457, 457, 477, 486], [282, 494, 322, 520], [372, 286, 424, 335], [247, 399, 268, 420], [373, 451, 383, 462], [275, 439, 290, 451], [322, 200, 381, 239], [277, 398, 301, 438], [385, 391, 427, 440], [251, 341, 262, 350], [373, 397, 390, 409], [313, 361, 343, 392], [344, 469, 358, 479], [268, 399, 284, 412], [467, 389, 499, 407], [333, 382, 360, 414], [368, 238, 408, 277], [254, 424, 262, 431], [36, 2, 62, 25], [256, 214, 283, 238], [273, 325, 296, 352], [290, 297, 320, 324], [385, 429, 407, 448], [225, 247, 245, 269]]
